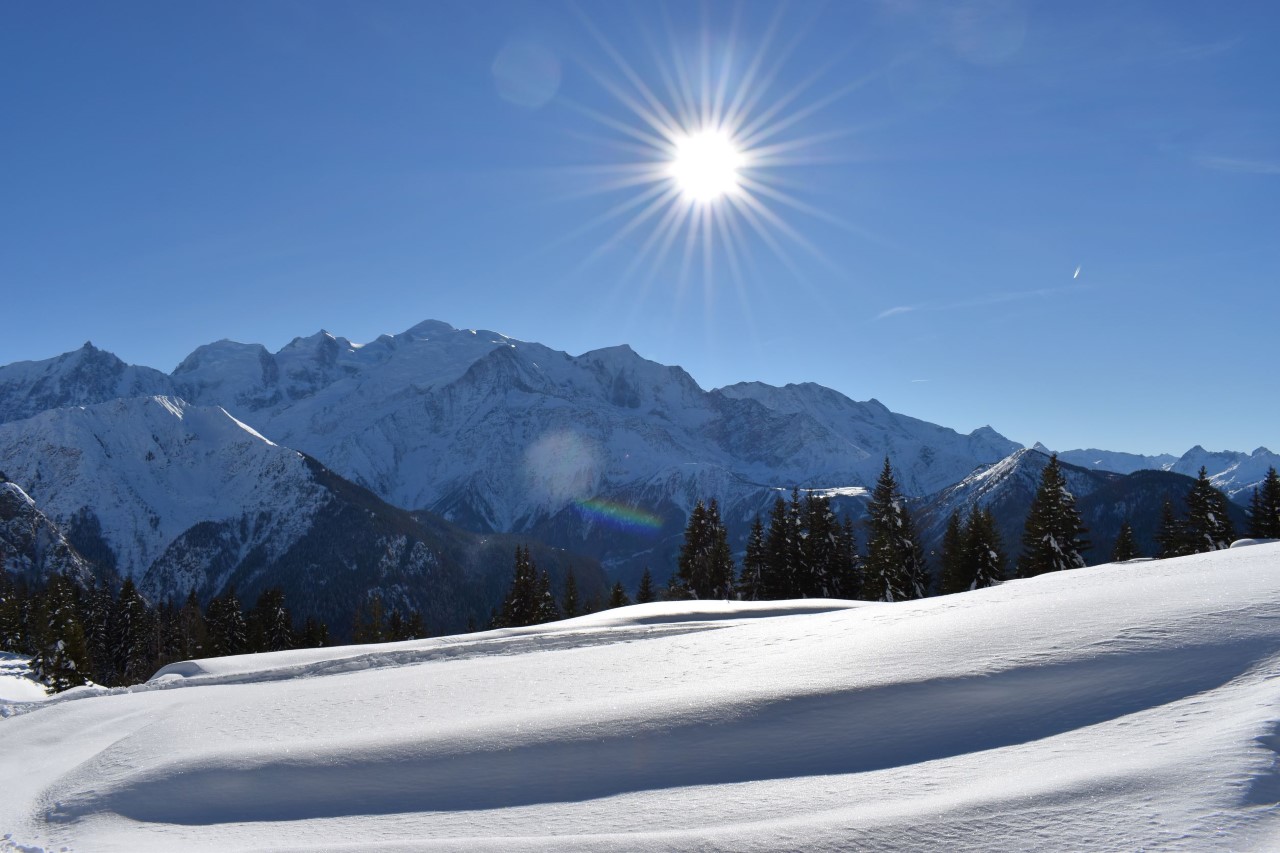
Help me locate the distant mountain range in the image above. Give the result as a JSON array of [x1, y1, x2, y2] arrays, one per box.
[[0, 320, 1272, 606]]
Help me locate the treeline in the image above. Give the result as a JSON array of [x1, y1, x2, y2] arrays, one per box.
[[609, 457, 1280, 611], [0, 576, 427, 694], [489, 545, 649, 629]]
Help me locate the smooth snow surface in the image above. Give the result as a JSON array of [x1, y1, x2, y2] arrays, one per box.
[[4, 546, 1280, 851], [0, 654, 48, 703]]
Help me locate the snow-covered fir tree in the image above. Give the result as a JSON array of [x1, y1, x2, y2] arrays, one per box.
[[863, 458, 928, 601], [112, 578, 156, 684], [1183, 467, 1235, 552], [32, 573, 89, 693], [248, 586, 293, 652], [964, 507, 1007, 590], [677, 499, 734, 599], [206, 586, 247, 656], [939, 507, 1005, 594], [1017, 454, 1089, 577]]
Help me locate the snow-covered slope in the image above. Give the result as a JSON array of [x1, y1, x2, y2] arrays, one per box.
[[0, 396, 605, 632], [167, 320, 1020, 580], [0, 479, 93, 586], [0, 342, 173, 426], [1058, 444, 1277, 504], [1056, 446, 1180, 475], [2, 545, 1279, 851], [1168, 445, 1279, 502], [0, 396, 327, 586], [916, 448, 1249, 566]]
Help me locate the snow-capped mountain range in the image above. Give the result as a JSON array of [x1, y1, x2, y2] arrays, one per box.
[[0, 320, 1272, 595], [915, 448, 1251, 563]]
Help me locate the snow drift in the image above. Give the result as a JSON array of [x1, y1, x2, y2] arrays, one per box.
[[2, 545, 1280, 851]]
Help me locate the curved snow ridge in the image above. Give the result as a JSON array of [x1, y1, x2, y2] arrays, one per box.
[[51, 634, 1279, 826]]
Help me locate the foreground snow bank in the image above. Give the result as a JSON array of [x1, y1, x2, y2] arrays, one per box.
[[3, 546, 1280, 851]]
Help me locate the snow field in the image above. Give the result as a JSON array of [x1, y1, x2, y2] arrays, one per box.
[[2, 545, 1280, 851]]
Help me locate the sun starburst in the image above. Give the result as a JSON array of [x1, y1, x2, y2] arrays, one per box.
[[552, 4, 881, 303]]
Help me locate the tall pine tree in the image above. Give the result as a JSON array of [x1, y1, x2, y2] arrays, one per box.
[[965, 507, 1007, 590], [206, 586, 247, 656], [863, 459, 928, 601], [937, 512, 967, 596], [677, 499, 734, 599], [1183, 466, 1235, 552], [1017, 454, 1089, 577], [635, 567, 656, 604], [1156, 498, 1191, 559], [32, 574, 89, 693], [737, 516, 767, 601], [562, 568, 580, 618], [1247, 467, 1280, 539]]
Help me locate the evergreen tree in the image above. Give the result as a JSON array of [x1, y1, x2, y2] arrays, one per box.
[[635, 567, 656, 604], [863, 459, 928, 601], [175, 589, 207, 661], [0, 572, 27, 654], [495, 546, 544, 628], [534, 570, 561, 624], [562, 568, 580, 618], [762, 496, 794, 598], [77, 579, 116, 684], [1247, 467, 1280, 539], [352, 593, 387, 643], [964, 507, 1006, 590], [404, 610, 425, 640], [299, 616, 330, 648], [737, 516, 767, 601], [247, 587, 294, 652], [608, 581, 632, 608], [32, 574, 89, 693], [1155, 499, 1190, 559], [1017, 454, 1090, 577], [1111, 520, 1140, 562], [677, 499, 734, 599], [1183, 467, 1235, 552], [112, 578, 156, 684], [206, 586, 247, 656], [938, 512, 968, 596], [386, 609, 407, 642], [834, 518, 862, 599], [799, 493, 843, 598], [662, 572, 693, 601]]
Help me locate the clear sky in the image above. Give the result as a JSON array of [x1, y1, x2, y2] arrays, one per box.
[[2, 1, 1277, 455]]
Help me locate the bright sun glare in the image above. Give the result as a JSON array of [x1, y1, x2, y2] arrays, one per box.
[[669, 129, 744, 204], [561, 5, 871, 293]]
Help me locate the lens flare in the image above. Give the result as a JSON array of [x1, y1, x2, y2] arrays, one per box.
[[575, 498, 664, 534]]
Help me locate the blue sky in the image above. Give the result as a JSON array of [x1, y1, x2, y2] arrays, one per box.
[[2, 1, 1277, 455]]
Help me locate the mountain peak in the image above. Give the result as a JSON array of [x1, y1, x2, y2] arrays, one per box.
[[400, 319, 457, 340]]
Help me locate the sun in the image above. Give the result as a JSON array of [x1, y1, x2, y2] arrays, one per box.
[[556, 4, 875, 294], [669, 129, 744, 204]]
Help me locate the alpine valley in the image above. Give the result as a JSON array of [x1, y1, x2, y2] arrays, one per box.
[[0, 320, 1273, 634]]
